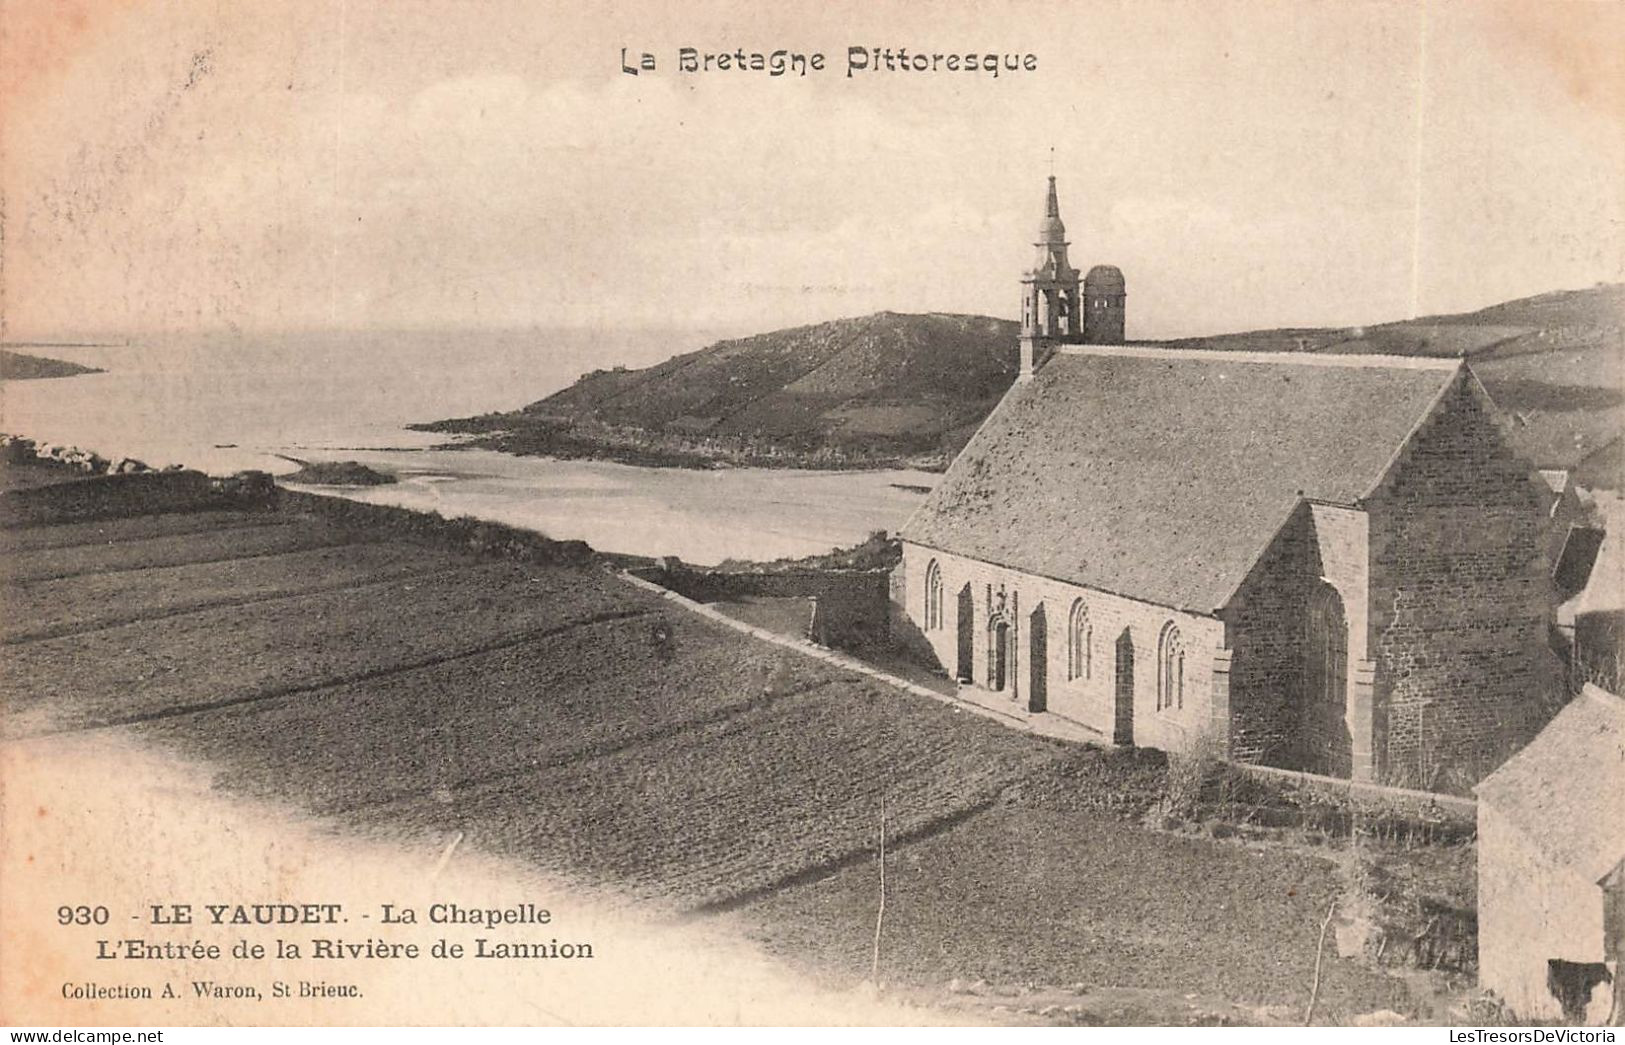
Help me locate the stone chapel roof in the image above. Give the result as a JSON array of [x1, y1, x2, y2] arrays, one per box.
[[1475, 686, 1625, 884], [901, 344, 1466, 614]]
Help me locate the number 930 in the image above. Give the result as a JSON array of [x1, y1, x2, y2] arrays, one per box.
[[57, 905, 109, 925]]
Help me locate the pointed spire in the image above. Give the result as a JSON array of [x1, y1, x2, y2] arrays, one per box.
[[1038, 175, 1067, 244]]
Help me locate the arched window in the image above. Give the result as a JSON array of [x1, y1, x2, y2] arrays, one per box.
[[1157, 622, 1184, 711], [1067, 599, 1092, 680], [924, 560, 943, 631], [1306, 584, 1348, 708]]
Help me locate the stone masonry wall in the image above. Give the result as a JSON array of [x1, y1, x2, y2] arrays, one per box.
[[1228, 507, 1319, 767], [1304, 504, 1373, 777], [1368, 376, 1561, 790], [629, 562, 890, 651], [900, 542, 1225, 753], [1222, 502, 1371, 776], [1223, 506, 1316, 767]]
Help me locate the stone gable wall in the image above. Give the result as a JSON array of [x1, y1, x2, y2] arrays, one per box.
[[1368, 378, 1561, 790]]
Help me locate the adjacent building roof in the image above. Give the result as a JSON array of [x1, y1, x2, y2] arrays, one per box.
[[901, 344, 1464, 614], [1475, 686, 1625, 884]]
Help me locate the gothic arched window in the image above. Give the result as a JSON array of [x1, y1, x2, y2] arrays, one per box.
[[1306, 584, 1348, 708], [924, 560, 943, 631], [1157, 622, 1185, 711], [1067, 599, 1092, 680]]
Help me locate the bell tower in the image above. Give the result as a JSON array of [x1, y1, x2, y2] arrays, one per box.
[[1019, 176, 1082, 380]]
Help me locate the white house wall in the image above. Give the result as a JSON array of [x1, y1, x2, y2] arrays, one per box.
[[1477, 804, 1611, 1023]]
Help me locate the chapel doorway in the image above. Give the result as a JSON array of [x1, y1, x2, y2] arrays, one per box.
[[1028, 604, 1048, 713], [1114, 629, 1135, 746], [955, 584, 974, 683]]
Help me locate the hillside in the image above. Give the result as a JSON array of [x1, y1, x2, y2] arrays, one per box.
[[1160, 284, 1624, 487], [0, 349, 103, 380], [419, 285, 1622, 482], [8, 496, 1438, 1023], [415, 312, 1020, 470]]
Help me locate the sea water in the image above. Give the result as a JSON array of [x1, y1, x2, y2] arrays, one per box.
[[1, 329, 934, 563]]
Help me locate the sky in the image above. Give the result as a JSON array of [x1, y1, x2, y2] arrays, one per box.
[[2, 0, 1622, 341]]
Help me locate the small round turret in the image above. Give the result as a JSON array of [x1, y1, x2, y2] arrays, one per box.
[[1083, 265, 1126, 344]]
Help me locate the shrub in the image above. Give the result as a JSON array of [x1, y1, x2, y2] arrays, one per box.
[[1157, 729, 1227, 821]]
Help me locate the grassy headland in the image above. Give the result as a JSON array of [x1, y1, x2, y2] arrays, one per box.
[[416, 286, 1623, 484], [0, 349, 104, 380], [415, 312, 1021, 471]]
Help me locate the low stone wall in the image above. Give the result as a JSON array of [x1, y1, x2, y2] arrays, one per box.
[[629, 561, 890, 650], [274, 488, 595, 567], [0, 470, 264, 527], [1216, 759, 1477, 841], [807, 578, 890, 649]]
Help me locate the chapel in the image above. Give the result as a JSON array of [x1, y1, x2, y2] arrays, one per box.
[[899, 178, 1562, 786]]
